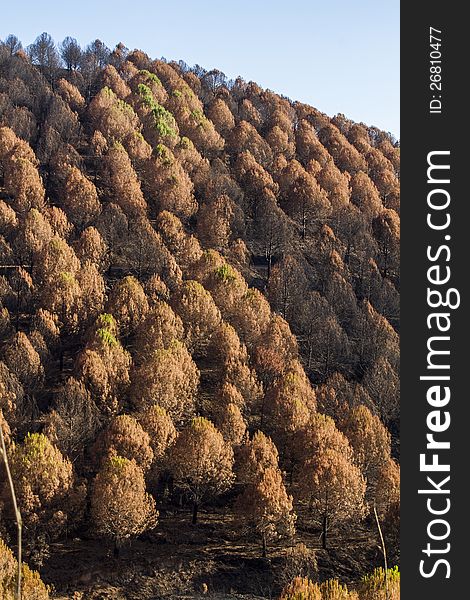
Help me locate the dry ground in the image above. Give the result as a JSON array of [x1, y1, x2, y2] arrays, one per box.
[[41, 507, 389, 600]]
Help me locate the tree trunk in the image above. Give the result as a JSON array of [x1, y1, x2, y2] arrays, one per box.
[[192, 501, 198, 525], [59, 345, 64, 372], [260, 396, 266, 430], [373, 502, 389, 600], [15, 299, 20, 332], [322, 514, 328, 549], [262, 532, 267, 558]]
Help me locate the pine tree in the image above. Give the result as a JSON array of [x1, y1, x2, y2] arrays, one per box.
[[91, 454, 157, 552], [169, 417, 234, 523]]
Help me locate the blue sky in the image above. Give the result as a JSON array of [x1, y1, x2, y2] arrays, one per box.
[[1, 0, 399, 136]]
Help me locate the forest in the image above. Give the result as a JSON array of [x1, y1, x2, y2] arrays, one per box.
[[0, 33, 400, 600]]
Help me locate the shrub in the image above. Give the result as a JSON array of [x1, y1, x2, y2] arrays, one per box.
[[279, 576, 321, 600], [320, 579, 359, 599], [358, 567, 400, 600], [0, 539, 50, 599], [278, 543, 318, 587]]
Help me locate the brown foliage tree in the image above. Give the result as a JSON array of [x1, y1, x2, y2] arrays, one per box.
[[95, 414, 154, 471], [229, 288, 272, 350], [137, 404, 177, 461], [173, 135, 210, 192], [340, 405, 391, 504], [372, 209, 400, 281], [318, 124, 368, 174], [209, 322, 261, 411], [296, 414, 366, 548], [35, 236, 81, 331], [3, 150, 45, 214], [266, 125, 296, 158], [215, 402, 247, 447], [131, 340, 199, 424], [197, 194, 235, 251], [377, 139, 400, 175], [0, 200, 18, 239], [207, 97, 235, 136], [350, 172, 383, 218], [352, 301, 399, 375], [374, 458, 400, 519], [100, 64, 131, 100], [234, 150, 279, 203], [106, 275, 149, 337], [169, 417, 234, 523], [168, 84, 224, 157], [201, 261, 249, 321], [295, 119, 331, 166], [144, 146, 196, 219], [171, 280, 221, 354], [7, 433, 77, 549], [56, 78, 85, 112], [3, 331, 43, 391], [156, 210, 202, 275], [74, 226, 108, 269], [236, 466, 295, 556], [228, 121, 273, 168], [211, 382, 246, 416], [91, 454, 157, 551], [59, 164, 101, 230], [264, 359, 316, 456], [76, 314, 131, 413], [88, 86, 140, 150], [279, 160, 331, 238], [237, 431, 280, 483], [145, 274, 170, 306], [76, 260, 106, 325], [253, 314, 298, 387], [15, 208, 52, 266], [0, 127, 36, 163], [315, 159, 350, 207], [101, 142, 147, 218], [134, 300, 184, 357], [235, 427, 295, 556], [45, 206, 73, 239]]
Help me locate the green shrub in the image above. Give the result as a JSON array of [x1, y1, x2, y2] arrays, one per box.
[[137, 83, 154, 107], [358, 566, 400, 600], [137, 84, 177, 138], [215, 264, 236, 282], [320, 579, 358, 600], [139, 69, 162, 86]]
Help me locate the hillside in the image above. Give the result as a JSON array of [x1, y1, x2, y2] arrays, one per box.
[[0, 34, 399, 599]]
